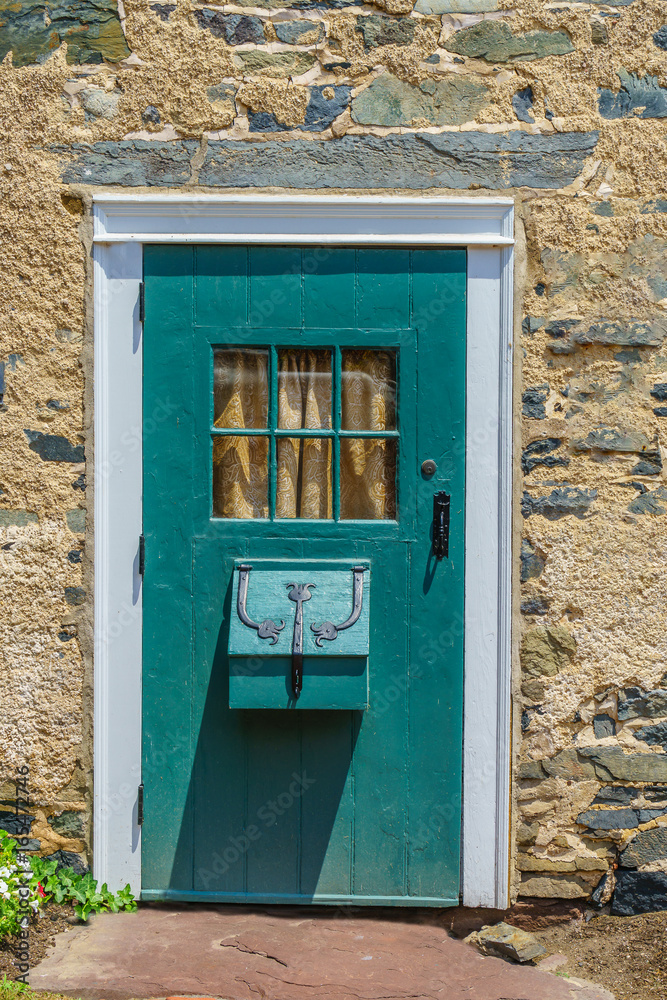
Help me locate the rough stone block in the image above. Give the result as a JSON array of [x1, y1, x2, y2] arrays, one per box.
[[654, 25, 667, 50], [576, 807, 638, 830], [234, 50, 316, 76], [618, 687, 667, 720], [521, 438, 567, 475], [521, 487, 597, 521], [592, 786, 637, 806], [521, 625, 576, 679], [49, 810, 85, 839], [522, 384, 549, 419], [444, 20, 574, 62], [194, 10, 265, 44], [274, 19, 324, 44], [512, 85, 534, 123], [0, 509, 38, 526], [0, 0, 130, 66], [636, 720, 667, 748], [641, 199, 667, 213], [573, 427, 651, 454], [351, 73, 488, 127], [81, 87, 120, 121], [150, 3, 175, 21], [66, 508, 85, 533], [593, 714, 616, 739], [612, 870, 667, 915], [521, 596, 549, 616], [628, 486, 667, 516], [414, 0, 498, 10], [548, 319, 666, 353], [520, 540, 545, 582], [542, 749, 598, 781], [60, 131, 600, 190], [355, 14, 415, 47], [467, 921, 546, 962], [578, 746, 667, 782], [58, 140, 198, 186], [0, 811, 35, 836], [24, 430, 84, 463], [599, 70, 667, 119], [519, 874, 592, 898], [64, 586, 86, 606], [48, 849, 89, 876]]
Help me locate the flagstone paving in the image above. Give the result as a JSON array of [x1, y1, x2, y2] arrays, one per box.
[[30, 905, 614, 1000]]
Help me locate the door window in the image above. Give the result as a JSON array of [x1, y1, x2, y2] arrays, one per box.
[[212, 347, 398, 521]]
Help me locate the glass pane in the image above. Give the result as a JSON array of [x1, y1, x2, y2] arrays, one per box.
[[341, 349, 396, 431], [214, 348, 268, 429], [340, 438, 397, 520], [276, 437, 332, 519], [212, 435, 268, 518], [278, 349, 332, 430]]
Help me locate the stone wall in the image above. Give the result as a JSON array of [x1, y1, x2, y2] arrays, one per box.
[[0, 0, 666, 911]]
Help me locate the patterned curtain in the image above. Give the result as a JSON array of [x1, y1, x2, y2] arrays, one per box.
[[213, 348, 396, 520]]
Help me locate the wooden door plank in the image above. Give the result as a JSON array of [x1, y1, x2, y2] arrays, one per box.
[[249, 247, 302, 329], [303, 248, 356, 330], [195, 246, 248, 328], [356, 249, 410, 330]]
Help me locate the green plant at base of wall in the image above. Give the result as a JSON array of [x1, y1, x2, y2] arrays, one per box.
[[29, 857, 137, 922]]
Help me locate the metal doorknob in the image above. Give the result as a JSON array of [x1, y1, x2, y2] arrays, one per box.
[[421, 459, 437, 477]]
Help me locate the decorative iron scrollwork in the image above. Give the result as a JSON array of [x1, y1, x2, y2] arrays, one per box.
[[311, 566, 366, 646], [236, 564, 285, 645]]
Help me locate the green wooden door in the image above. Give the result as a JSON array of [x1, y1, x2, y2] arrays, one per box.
[[142, 245, 466, 905]]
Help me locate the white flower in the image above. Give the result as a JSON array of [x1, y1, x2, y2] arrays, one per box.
[[0, 880, 8, 894]]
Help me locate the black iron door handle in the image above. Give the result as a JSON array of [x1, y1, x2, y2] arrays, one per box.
[[432, 491, 450, 560]]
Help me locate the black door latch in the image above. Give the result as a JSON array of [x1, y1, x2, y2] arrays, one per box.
[[432, 491, 450, 560]]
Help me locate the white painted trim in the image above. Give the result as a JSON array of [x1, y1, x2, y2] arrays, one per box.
[[92, 194, 514, 247], [93, 195, 514, 906]]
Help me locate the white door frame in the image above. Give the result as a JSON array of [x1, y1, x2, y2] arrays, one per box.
[[92, 194, 514, 908]]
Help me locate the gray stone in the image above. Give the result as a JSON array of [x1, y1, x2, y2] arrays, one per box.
[[572, 427, 651, 454], [590, 870, 615, 907], [59, 131, 599, 190], [522, 384, 548, 418], [543, 749, 599, 781], [578, 746, 667, 782], [612, 870, 667, 915], [593, 713, 616, 739], [0, 810, 35, 837], [67, 549, 82, 564], [628, 486, 667, 516], [81, 88, 120, 120], [355, 14, 415, 48], [49, 810, 85, 839], [234, 50, 315, 76], [631, 451, 662, 476], [641, 199, 667, 214], [620, 827, 667, 869], [47, 398, 69, 411], [468, 922, 546, 962], [522, 384, 548, 416], [0, 509, 38, 527], [519, 760, 546, 779], [141, 105, 160, 125], [592, 786, 637, 806], [599, 70, 667, 120], [24, 430, 84, 462], [521, 487, 597, 521], [593, 200, 613, 216], [444, 20, 574, 62], [64, 586, 86, 606], [591, 21, 608, 45], [351, 73, 488, 127], [250, 85, 351, 132], [521, 438, 567, 475], [520, 540, 545, 582], [0, 0, 130, 66], [548, 319, 665, 353], [636, 808, 667, 823], [58, 141, 198, 187], [66, 508, 85, 533], [520, 596, 549, 616], [194, 9, 265, 44], [522, 317, 545, 336], [274, 19, 324, 44], [618, 687, 667, 720], [576, 807, 638, 830], [651, 383, 667, 401], [151, 3, 175, 21], [644, 786, 667, 802], [48, 849, 89, 876], [636, 720, 667, 748], [654, 25, 667, 50], [414, 0, 498, 10], [512, 85, 534, 123]]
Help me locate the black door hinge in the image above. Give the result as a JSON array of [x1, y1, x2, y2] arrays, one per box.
[[139, 533, 145, 576], [139, 281, 145, 324], [137, 783, 144, 826]]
